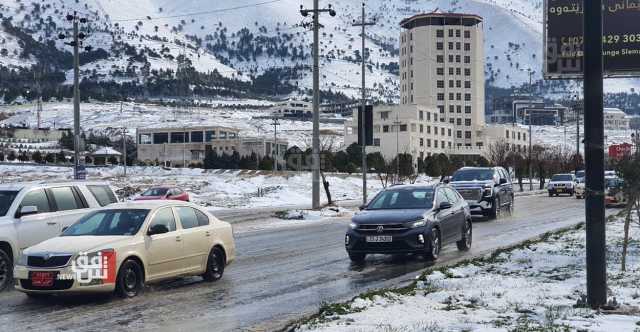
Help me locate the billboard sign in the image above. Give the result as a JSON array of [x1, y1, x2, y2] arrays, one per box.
[[544, 0, 640, 79]]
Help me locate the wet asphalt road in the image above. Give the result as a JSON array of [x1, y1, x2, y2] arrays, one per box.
[[0, 194, 601, 332]]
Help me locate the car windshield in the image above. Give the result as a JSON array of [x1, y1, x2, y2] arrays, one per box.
[[0, 191, 19, 217], [576, 171, 585, 178], [141, 188, 168, 196], [367, 188, 434, 210], [62, 209, 150, 236], [551, 175, 573, 182], [451, 169, 494, 182]]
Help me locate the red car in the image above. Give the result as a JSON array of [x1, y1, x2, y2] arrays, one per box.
[[135, 187, 190, 202]]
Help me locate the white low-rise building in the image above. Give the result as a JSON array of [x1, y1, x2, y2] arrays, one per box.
[[604, 108, 630, 130]]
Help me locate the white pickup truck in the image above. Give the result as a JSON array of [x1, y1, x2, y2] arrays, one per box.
[[0, 182, 118, 291]]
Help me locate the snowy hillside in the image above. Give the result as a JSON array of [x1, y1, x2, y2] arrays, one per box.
[[0, 0, 635, 102]]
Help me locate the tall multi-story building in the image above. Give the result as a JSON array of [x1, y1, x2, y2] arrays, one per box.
[[399, 12, 485, 148]]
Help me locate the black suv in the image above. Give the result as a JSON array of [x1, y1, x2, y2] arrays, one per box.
[[345, 184, 472, 263], [449, 167, 514, 219]]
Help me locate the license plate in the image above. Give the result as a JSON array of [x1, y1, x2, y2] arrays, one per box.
[[30, 271, 55, 287], [366, 236, 393, 243], [557, 189, 564, 192]]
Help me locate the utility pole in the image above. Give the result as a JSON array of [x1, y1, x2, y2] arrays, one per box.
[[527, 69, 534, 191], [583, 0, 607, 308], [272, 117, 280, 173], [353, 2, 375, 205], [300, 2, 336, 210], [120, 101, 127, 177], [394, 115, 401, 184], [60, 12, 91, 180]]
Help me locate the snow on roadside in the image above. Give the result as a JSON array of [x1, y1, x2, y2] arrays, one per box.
[[297, 213, 640, 332], [0, 164, 386, 210]]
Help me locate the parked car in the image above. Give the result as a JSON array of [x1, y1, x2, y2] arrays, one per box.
[[345, 184, 472, 263], [575, 170, 585, 182], [135, 187, 189, 202], [605, 177, 627, 207], [575, 178, 586, 199], [548, 174, 576, 197], [13, 200, 235, 298], [0, 182, 118, 291], [449, 167, 514, 219]]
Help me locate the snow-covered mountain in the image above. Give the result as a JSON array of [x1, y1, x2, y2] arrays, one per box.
[[0, 0, 634, 102]]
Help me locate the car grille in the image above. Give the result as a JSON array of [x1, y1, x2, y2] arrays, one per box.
[[357, 224, 409, 234], [457, 188, 482, 201], [27, 255, 72, 268]]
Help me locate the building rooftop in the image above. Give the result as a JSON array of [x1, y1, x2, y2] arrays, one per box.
[[400, 12, 483, 28]]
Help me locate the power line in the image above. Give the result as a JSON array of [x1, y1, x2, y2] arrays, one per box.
[[111, 0, 285, 22]]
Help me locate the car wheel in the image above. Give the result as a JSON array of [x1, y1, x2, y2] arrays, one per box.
[[489, 197, 500, 219], [548, 192, 553, 197], [203, 247, 225, 282], [348, 252, 366, 263], [0, 248, 12, 292], [456, 220, 472, 251], [424, 228, 441, 261], [115, 259, 144, 298]]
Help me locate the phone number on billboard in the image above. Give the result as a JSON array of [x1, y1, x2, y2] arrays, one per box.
[[558, 35, 640, 45]]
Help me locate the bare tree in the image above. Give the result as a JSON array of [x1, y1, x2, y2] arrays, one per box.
[[487, 140, 510, 167]]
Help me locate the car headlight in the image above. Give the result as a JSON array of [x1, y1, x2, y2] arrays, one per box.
[[408, 219, 427, 228], [16, 252, 27, 266], [483, 185, 493, 197], [349, 222, 358, 230]]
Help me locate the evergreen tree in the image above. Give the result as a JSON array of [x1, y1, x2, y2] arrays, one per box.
[[32, 151, 43, 164], [44, 153, 55, 164], [7, 150, 16, 161]]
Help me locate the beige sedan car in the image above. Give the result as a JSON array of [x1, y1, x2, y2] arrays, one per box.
[[13, 201, 235, 298]]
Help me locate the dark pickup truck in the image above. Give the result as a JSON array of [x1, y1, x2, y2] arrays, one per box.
[[449, 167, 514, 219]]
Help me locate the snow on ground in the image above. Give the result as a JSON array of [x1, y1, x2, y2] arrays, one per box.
[[297, 213, 640, 332], [0, 101, 344, 148], [0, 164, 385, 210]]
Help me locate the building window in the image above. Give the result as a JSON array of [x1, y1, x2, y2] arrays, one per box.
[[419, 111, 424, 120], [456, 30, 461, 37], [456, 80, 462, 88], [523, 133, 527, 141], [427, 139, 432, 147], [506, 130, 510, 139], [188, 131, 202, 143], [449, 29, 454, 37], [465, 93, 471, 101], [436, 42, 443, 50], [465, 68, 471, 76], [456, 105, 462, 113], [420, 124, 424, 133], [410, 95, 414, 103], [449, 93, 455, 100], [441, 128, 445, 136], [380, 111, 390, 120], [427, 126, 431, 134], [437, 55, 444, 63], [456, 42, 461, 50], [448, 42, 454, 50], [449, 67, 454, 75], [457, 130, 462, 139], [153, 132, 169, 144], [464, 30, 471, 38], [374, 138, 380, 146], [448, 129, 452, 137], [450, 118, 454, 124], [383, 125, 389, 133], [435, 140, 439, 148], [399, 124, 408, 132], [411, 124, 417, 132], [464, 56, 471, 63], [437, 29, 444, 38], [219, 131, 228, 139], [465, 106, 472, 113], [434, 126, 438, 135], [465, 131, 472, 139], [464, 43, 471, 51], [449, 105, 455, 113], [518, 132, 521, 140], [438, 105, 445, 113], [465, 81, 471, 89], [427, 112, 432, 121], [437, 67, 444, 75], [456, 93, 462, 101], [449, 80, 454, 88], [449, 55, 454, 62], [455, 55, 461, 63], [437, 80, 445, 88], [456, 68, 461, 75], [139, 133, 152, 144], [205, 131, 216, 141], [457, 118, 462, 126], [465, 119, 472, 126], [420, 138, 424, 147], [170, 132, 187, 143], [438, 93, 445, 101], [410, 57, 413, 65]]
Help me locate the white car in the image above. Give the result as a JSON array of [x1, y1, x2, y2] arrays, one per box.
[[14, 201, 235, 298], [548, 174, 576, 197], [0, 182, 118, 291], [575, 178, 586, 199]]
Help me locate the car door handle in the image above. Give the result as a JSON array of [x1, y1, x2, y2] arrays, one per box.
[[46, 221, 57, 226], [175, 236, 182, 242], [205, 231, 211, 237]]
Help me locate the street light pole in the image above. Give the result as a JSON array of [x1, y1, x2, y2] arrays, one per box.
[[527, 69, 533, 191], [353, 3, 376, 205], [394, 114, 401, 184], [583, 0, 607, 308], [300, 2, 336, 210], [272, 117, 280, 173]]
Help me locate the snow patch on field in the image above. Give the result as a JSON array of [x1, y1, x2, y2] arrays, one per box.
[[297, 214, 640, 332]]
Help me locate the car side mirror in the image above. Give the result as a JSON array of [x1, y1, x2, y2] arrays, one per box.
[[443, 179, 450, 184], [358, 204, 366, 211], [438, 202, 452, 211], [499, 178, 508, 185], [148, 224, 169, 236], [61, 226, 69, 233], [18, 206, 38, 218]]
